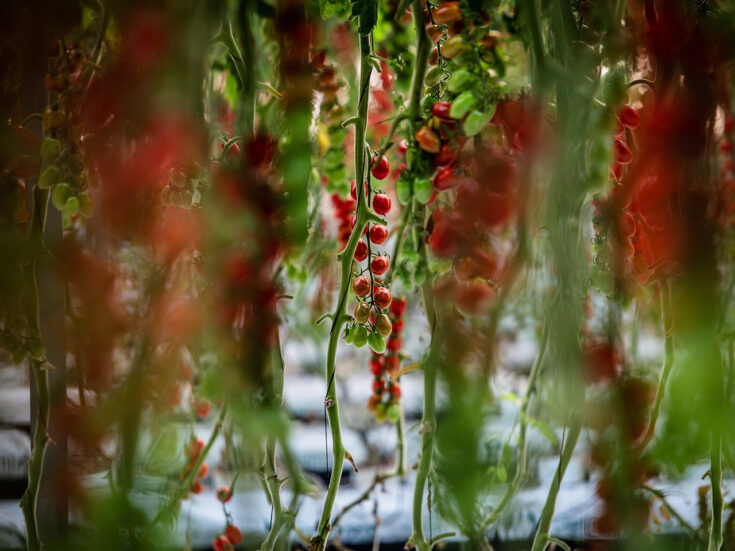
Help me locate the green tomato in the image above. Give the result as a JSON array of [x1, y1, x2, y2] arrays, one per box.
[[386, 403, 400, 424], [414, 177, 433, 204], [79, 192, 95, 217], [396, 174, 411, 204], [352, 325, 369, 348], [65, 196, 80, 217], [424, 66, 444, 88], [38, 166, 59, 189], [354, 302, 371, 324], [447, 68, 474, 93], [449, 90, 477, 119], [463, 106, 496, 137], [52, 183, 73, 210], [368, 332, 386, 354], [343, 326, 353, 344], [40, 137, 61, 164]]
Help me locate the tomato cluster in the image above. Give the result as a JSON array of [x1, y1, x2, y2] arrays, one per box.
[[212, 484, 242, 551], [181, 436, 209, 495], [367, 296, 406, 423]]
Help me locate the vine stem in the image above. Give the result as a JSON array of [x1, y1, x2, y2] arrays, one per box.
[[312, 29, 381, 551], [481, 312, 553, 532], [529, 416, 582, 551], [635, 279, 673, 455], [709, 430, 723, 551]]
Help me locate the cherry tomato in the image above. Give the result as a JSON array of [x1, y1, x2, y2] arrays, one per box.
[[353, 275, 371, 297], [375, 313, 392, 336], [431, 101, 452, 121], [225, 525, 243, 546], [374, 286, 392, 309], [416, 126, 441, 153], [433, 143, 456, 167], [388, 383, 401, 398], [373, 378, 385, 393], [373, 193, 392, 215], [190, 480, 203, 494], [390, 296, 407, 317], [195, 398, 211, 418], [197, 463, 209, 478], [354, 239, 368, 261], [613, 138, 633, 165], [371, 255, 389, 275], [217, 486, 232, 503], [351, 179, 368, 201], [354, 301, 371, 323], [617, 105, 640, 129], [350, 215, 368, 235], [387, 336, 402, 351], [433, 1, 462, 24], [433, 166, 457, 191], [369, 224, 389, 244], [370, 359, 383, 375], [213, 535, 232, 551], [371, 155, 390, 180], [398, 140, 408, 156]]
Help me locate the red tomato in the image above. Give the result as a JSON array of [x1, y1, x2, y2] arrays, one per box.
[[390, 296, 407, 317], [371, 255, 390, 275], [190, 480, 203, 494], [195, 398, 211, 418], [617, 105, 640, 129], [353, 275, 371, 297], [350, 215, 368, 235], [373, 193, 392, 215], [614, 138, 633, 164], [431, 101, 452, 121], [213, 535, 232, 551], [433, 143, 456, 167], [369, 224, 389, 244], [371, 155, 390, 180], [388, 383, 401, 398], [225, 525, 243, 545], [217, 486, 232, 503], [355, 239, 368, 261], [433, 1, 462, 24], [416, 126, 441, 153], [433, 166, 456, 191], [374, 286, 392, 309]]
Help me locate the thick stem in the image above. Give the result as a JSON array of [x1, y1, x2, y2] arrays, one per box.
[[407, 0, 430, 128], [312, 31, 374, 551], [529, 416, 582, 551]]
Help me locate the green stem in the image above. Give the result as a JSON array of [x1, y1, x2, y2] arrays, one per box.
[[407, 0, 430, 130], [642, 485, 700, 540], [481, 314, 553, 531], [311, 31, 374, 551], [709, 431, 723, 551], [636, 279, 673, 454], [529, 416, 582, 551]]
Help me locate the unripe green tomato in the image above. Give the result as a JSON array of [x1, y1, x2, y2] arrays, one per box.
[[386, 403, 400, 423], [396, 175, 411, 205], [424, 66, 444, 87], [595, 269, 614, 296], [343, 326, 353, 344], [601, 64, 627, 106], [352, 325, 369, 348], [354, 302, 371, 324], [52, 183, 73, 210], [447, 68, 474, 93], [38, 166, 60, 189], [463, 106, 496, 137], [442, 35, 467, 59], [65, 196, 80, 216], [421, 94, 436, 114], [375, 313, 392, 337], [414, 177, 433, 204], [375, 402, 387, 423], [79, 192, 94, 217], [40, 137, 61, 164], [449, 90, 477, 119], [368, 332, 386, 354]]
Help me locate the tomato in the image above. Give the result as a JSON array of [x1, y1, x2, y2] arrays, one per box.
[[371, 255, 390, 275], [388, 383, 401, 398], [352, 325, 369, 347], [449, 90, 477, 119], [416, 126, 441, 153], [351, 179, 368, 201], [225, 525, 243, 546], [617, 105, 640, 129], [198, 463, 209, 478], [414, 177, 433, 204], [609, 162, 623, 181], [581, 341, 619, 383], [373, 193, 392, 215], [454, 280, 496, 315], [354, 239, 368, 261], [368, 332, 387, 354], [374, 286, 392, 309], [213, 535, 232, 551], [433, 166, 456, 191], [431, 101, 452, 121], [396, 174, 411, 204], [217, 486, 232, 503], [390, 296, 407, 317], [38, 166, 60, 190], [463, 108, 495, 137], [398, 140, 408, 156], [442, 35, 466, 58], [427, 25, 443, 44], [371, 155, 390, 180], [375, 313, 392, 336], [433, 143, 456, 167], [447, 68, 474, 93], [433, 1, 462, 24], [387, 336, 402, 351], [190, 480, 203, 494], [369, 224, 388, 244], [352, 275, 371, 297], [613, 138, 633, 165], [373, 378, 385, 393], [354, 301, 371, 323], [195, 398, 211, 418], [370, 359, 383, 375]]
